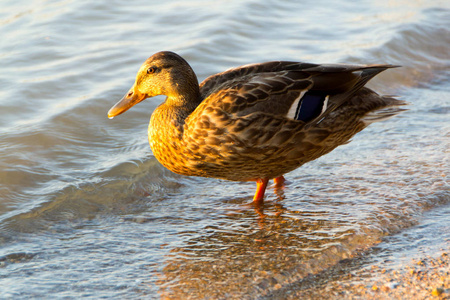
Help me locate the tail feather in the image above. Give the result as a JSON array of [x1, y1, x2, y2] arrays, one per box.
[[361, 96, 408, 125]]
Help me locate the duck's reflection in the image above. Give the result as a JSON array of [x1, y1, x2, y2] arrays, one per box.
[[155, 198, 363, 299]]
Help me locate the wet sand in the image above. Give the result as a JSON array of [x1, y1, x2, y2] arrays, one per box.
[[269, 249, 449, 299]]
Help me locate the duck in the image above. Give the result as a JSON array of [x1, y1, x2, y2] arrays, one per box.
[[108, 51, 406, 204]]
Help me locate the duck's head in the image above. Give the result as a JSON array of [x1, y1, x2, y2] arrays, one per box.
[[108, 51, 199, 119]]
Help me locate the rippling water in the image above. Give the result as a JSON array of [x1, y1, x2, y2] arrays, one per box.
[[1, 0, 449, 298]]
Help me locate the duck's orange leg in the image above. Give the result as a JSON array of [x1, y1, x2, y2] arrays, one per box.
[[253, 178, 269, 204], [273, 176, 285, 187]]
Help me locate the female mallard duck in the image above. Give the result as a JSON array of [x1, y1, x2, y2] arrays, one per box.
[[108, 51, 405, 203]]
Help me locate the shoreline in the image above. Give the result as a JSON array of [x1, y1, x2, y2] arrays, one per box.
[[267, 203, 450, 299], [268, 249, 449, 299]]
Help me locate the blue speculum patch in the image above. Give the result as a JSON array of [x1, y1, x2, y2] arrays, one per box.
[[295, 92, 327, 122]]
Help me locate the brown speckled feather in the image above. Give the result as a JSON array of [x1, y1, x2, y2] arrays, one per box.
[[108, 51, 406, 188]]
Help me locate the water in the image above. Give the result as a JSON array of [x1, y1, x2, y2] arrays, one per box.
[[0, 0, 449, 298]]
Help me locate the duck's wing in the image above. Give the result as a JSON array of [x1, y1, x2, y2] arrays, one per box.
[[302, 64, 399, 126], [198, 61, 397, 124]]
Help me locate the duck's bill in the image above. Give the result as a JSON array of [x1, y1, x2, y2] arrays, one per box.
[[107, 88, 147, 119]]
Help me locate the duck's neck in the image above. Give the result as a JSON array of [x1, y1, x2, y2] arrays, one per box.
[[149, 93, 201, 142], [164, 93, 202, 121], [149, 68, 202, 144], [148, 94, 201, 169]]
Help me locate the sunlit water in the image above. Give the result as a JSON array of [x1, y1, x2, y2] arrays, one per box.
[[0, 0, 449, 298]]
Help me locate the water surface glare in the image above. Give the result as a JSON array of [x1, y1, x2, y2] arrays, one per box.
[[0, 0, 449, 298]]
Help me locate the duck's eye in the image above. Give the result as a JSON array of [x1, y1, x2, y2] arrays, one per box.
[[147, 67, 157, 74]]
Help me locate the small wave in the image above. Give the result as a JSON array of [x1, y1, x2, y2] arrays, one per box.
[[347, 7, 450, 92], [0, 157, 186, 241]]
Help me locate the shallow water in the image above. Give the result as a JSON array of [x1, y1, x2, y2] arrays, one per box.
[[0, 0, 449, 298]]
